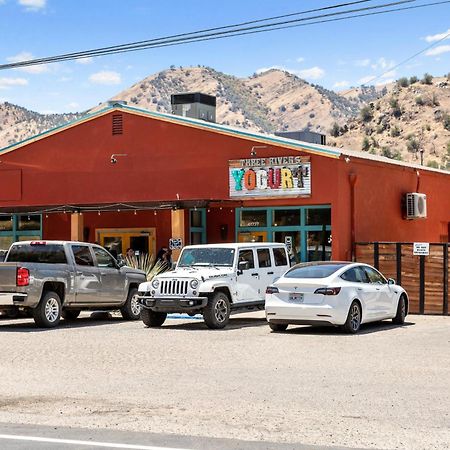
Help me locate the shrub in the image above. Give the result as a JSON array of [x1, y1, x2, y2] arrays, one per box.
[[397, 77, 409, 88], [425, 123, 431, 131], [426, 160, 439, 169], [409, 75, 418, 84], [389, 97, 402, 117], [431, 93, 440, 106], [293, 103, 300, 110], [415, 96, 424, 106], [382, 147, 403, 160], [360, 105, 373, 122], [406, 135, 420, 153], [443, 113, 450, 131], [362, 136, 370, 151], [390, 126, 401, 137], [330, 122, 341, 137], [421, 73, 433, 85]]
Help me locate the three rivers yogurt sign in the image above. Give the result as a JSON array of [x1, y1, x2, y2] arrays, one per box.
[[229, 156, 311, 198]]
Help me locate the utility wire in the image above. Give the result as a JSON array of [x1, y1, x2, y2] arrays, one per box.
[[0, 0, 419, 70]]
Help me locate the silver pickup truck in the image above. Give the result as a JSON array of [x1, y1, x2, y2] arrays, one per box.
[[0, 240, 146, 328]]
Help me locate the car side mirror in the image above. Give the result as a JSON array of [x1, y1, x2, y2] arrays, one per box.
[[238, 260, 250, 275], [387, 278, 396, 285], [117, 260, 126, 269]]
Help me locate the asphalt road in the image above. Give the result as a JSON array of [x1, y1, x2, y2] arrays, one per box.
[[0, 312, 449, 450]]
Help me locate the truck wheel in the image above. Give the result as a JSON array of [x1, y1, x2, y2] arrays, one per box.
[[269, 322, 288, 332], [120, 287, 141, 320], [33, 291, 62, 328], [141, 309, 167, 327], [62, 309, 81, 321], [203, 291, 231, 329]]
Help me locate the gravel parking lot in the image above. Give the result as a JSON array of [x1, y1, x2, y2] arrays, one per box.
[[0, 312, 449, 449]]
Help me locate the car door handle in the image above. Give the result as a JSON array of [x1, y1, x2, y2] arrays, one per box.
[[251, 273, 259, 277], [76, 271, 83, 276], [268, 271, 274, 275], [357, 288, 363, 291]]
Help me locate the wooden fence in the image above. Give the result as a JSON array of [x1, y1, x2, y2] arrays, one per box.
[[355, 242, 449, 315]]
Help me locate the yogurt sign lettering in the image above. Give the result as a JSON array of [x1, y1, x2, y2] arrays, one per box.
[[229, 156, 311, 198]]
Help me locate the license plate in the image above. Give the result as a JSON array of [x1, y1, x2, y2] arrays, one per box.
[[289, 293, 304, 303]]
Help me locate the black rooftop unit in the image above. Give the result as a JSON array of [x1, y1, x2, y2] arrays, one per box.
[[275, 130, 326, 146]]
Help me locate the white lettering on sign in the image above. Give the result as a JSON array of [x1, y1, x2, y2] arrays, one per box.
[[413, 242, 429, 256], [229, 156, 311, 198], [169, 238, 183, 250]]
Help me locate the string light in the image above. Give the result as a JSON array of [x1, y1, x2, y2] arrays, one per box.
[[153, 210, 157, 216], [98, 211, 101, 216], [134, 210, 137, 215]]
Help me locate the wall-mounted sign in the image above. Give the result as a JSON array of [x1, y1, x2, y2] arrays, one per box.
[[284, 236, 293, 254], [229, 156, 311, 198], [169, 238, 183, 250], [413, 242, 429, 256]]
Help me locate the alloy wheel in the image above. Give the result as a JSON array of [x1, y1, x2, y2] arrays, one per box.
[[131, 294, 141, 316], [214, 299, 228, 323], [45, 298, 60, 323], [350, 303, 361, 331]]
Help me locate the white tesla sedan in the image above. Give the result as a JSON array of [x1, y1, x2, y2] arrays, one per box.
[[265, 262, 408, 333]]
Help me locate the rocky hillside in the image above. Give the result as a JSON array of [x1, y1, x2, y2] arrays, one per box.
[[95, 66, 378, 135], [0, 102, 82, 149], [329, 75, 450, 169], [1, 67, 449, 169]]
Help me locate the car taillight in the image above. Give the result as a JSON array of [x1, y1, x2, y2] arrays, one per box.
[[17, 267, 30, 286], [314, 287, 341, 295], [30, 241, 46, 246], [266, 286, 279, 294]]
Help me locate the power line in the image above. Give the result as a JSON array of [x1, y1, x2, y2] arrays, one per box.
[[0, 0, 421, 70]]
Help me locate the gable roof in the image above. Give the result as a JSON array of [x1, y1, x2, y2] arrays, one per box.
[[1, 102, 449, 176]]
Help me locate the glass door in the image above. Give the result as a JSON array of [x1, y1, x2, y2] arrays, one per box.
[[273, 231, 301, 265], [97, 228, 156, 259], [238, 231, 267, 243]]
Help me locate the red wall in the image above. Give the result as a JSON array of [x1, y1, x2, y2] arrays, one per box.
[[1, 109, 449, 262]]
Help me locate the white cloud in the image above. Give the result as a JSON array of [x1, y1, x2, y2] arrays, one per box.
[[0, 77, 29, 89], [89, 70, 122, 85], [381, 70, 397, 79], [425, 45, 450, 56], [333, 80, 350, 89], [297, 66, 325, 80], [256, 65, 288, 74], [355, 58, 371, 67], [358, 75, 375, 85], [424, 29, 450, 43], [67, 102, 79, 109], [371, 57, 395, 71], [376, 79, 395, 86], [7, 51, 49, 74], [75, 57, 94, 65], [18, 0, 46, 11], [296, 57, 305, 63]]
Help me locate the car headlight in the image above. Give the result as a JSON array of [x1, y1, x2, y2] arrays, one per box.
[[190, 279, 199, 289], [151, 279, 160, 289]]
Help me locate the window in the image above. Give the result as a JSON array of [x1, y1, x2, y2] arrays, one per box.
[[17, 215, 41, 231], [273, 247, 288, 266], [240, 210, 267, 227], [285, 263, 347, 279], [306, 208, 331, 226], [257, 249, 272, 268], [7, 244, 67, 264], [341, 266, 369, 283], [364, 266, 387, 284], [273, 209, 300, 226], [238, 249, 255, 269], [0, 216, 13, 232], [71, 245, 94, 266], [93, 247, 116, 268]]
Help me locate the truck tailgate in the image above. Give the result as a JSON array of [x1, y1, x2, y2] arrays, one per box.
[[0, 263, 18, 290]]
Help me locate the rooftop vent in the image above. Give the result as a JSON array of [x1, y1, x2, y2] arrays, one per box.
[[275, 130, 326, 146], [171, 92, 216, 123]]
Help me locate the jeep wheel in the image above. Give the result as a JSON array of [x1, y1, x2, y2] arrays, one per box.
[[269, 322, 288, 332], [120, 288, 141, 320], [141, 309, 167, 327], [33, 291, 61, 328], [203, 292, 231, 329]]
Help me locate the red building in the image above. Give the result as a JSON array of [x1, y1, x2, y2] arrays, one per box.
[[0, 102, 449, 264]]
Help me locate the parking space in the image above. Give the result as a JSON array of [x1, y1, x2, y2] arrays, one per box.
[[0, 313, 449, 449]]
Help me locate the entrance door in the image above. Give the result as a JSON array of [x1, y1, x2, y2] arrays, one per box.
[[274, 231, 301, 265], [97, 228, 156, 259], [238, 231, 267, 243]]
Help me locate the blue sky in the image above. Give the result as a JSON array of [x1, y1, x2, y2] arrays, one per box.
[[0, 0, 449, 113]]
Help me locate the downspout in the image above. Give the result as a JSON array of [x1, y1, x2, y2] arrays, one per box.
[[349, 172, 358, 261], [416, 170, 421, 193]]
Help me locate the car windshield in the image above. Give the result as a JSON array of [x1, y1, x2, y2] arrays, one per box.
[[284, 263, 347, 279], [177, 248, 235, 267]]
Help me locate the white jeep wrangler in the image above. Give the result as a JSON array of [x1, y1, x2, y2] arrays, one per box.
[[137, 243, 290, 329]]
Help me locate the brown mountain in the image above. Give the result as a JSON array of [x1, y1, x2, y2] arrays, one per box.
[[1, 67, 449, 169]]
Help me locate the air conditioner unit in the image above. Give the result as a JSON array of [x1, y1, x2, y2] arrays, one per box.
[[405, 193, 427, 219]]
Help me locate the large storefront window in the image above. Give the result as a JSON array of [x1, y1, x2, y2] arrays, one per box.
[[0, 215, 42, 251], [236, 206, 331, 263], [189, 209, 206, 245]]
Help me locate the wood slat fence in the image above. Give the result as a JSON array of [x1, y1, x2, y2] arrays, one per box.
[[355, 242, 449, 315]]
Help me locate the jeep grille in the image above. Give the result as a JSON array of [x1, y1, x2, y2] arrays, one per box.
[[160, 280, 189, 296]]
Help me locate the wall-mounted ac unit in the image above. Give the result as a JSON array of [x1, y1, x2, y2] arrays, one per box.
[[405, 193, 427, 219]]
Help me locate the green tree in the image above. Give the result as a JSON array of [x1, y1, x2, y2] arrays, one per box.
[[360, 105, 373, 122], [421, 73, 433, 85], [397, 77, 409, 88]]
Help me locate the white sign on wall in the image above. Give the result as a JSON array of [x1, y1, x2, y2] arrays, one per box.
[[229, 156, 311, 198], [169, 238, 183, 250], [413, 242, 429, 256]]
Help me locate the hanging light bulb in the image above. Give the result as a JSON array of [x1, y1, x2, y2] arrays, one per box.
[[134, 210, 137, 215], [98, 211, 101, 216], [154, 210, 157, 216]]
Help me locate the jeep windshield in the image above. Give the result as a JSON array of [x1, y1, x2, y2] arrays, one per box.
[[177, 248, 235, 267]]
